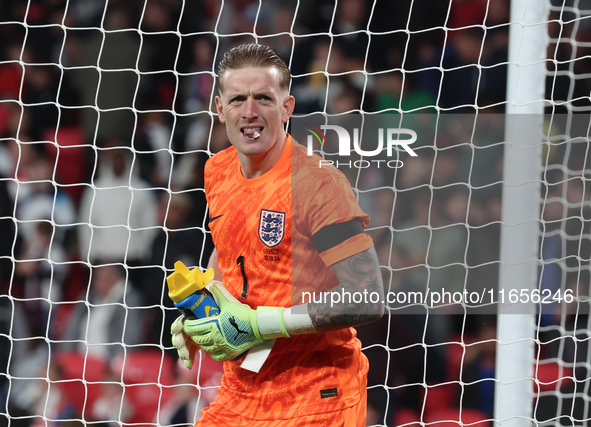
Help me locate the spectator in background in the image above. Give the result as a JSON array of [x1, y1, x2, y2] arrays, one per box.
[[0, 176, 18, 419], [174, 121, 232, 193], [176, 151, 211, 227], [264, 7, 295, 61], [14, 152, 76, 245], [413, 41, 444, 100], [392, 186, 469, 346], [328, 81, 363, 114], [77, 143, 158, 290], [440, 29, 484, 109], [139, 0, 179, 111], [15, 222, 68, 338], [60, 263, 144, 359], [0, 43, 25, 102], [23, 65, 59, 141], [180, 36, 217, 155], [0, 104, 24, 174], [479, 0, 509, 109], [392, 189, 434, 287], [538, 184, 571, 333], [6, 356, 72, 427], [294, 39, 365, 112], [91, 373, 133, 427], [333, 0, 370, 62], [0, 176, 19, 291], [1, 122, 36, 201], [150, 192, 208, 282], [461, 319, 497, 418], [428, 187, 470, 299], [182, 36, 216, 116], [432, 147, 464, 187], [160, 376, 201, 427], [133, 109, 174, 188], [159, 358, 223, 426], [466, 191, 501, 299], [144, 191, 213, 348], [69, 6, 146, 142]]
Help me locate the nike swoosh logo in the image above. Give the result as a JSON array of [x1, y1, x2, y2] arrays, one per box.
[[208, 214, 224, 224]]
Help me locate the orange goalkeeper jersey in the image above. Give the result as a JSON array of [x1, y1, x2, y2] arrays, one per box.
[[204, 134, 374, 420]]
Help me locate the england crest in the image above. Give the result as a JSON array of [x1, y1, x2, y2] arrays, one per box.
[[259, 209, 285, 247]]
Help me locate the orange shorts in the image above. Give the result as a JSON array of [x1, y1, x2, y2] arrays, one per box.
[[194, 385, 367, 427]]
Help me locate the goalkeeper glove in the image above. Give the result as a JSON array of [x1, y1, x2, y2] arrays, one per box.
[[182, 282, 291, 362], [171, 315, 200, 370]]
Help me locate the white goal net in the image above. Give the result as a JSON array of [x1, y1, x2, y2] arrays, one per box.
[[0, 1, 590, 426]]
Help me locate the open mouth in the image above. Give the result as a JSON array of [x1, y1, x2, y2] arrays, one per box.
[[241, 127, 263, 139]]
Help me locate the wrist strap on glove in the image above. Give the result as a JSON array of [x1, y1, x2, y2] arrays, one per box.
[[255, 307, 291, 340]]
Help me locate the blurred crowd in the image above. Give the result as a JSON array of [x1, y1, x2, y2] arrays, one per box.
[[1, 0, 591, 426]]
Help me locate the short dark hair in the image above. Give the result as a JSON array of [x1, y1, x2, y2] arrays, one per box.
[[217, 43, 291, 93]]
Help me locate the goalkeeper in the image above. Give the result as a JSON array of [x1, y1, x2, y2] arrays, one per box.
[[172, 43, 384, 427]]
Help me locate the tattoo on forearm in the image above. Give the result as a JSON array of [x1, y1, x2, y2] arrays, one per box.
[[308, 247, 384, 332]]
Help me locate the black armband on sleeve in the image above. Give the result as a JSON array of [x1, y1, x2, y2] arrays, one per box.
[[312, 219, 364, 253]]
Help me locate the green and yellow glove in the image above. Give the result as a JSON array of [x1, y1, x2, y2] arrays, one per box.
[[182, 282, 290, 362]]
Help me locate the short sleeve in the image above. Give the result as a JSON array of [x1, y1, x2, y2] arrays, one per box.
[[293, 163, 372, 266], [300, 172, 370, 236]]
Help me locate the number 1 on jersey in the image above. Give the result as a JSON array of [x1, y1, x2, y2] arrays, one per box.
[[237, 256, 248, 299]]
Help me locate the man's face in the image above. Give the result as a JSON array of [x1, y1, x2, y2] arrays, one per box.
[[215, 66, 294, 159]]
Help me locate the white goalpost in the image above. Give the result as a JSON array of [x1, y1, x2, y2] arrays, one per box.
[[496, 0, 547, 426], [1, 1, 591, 427]]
